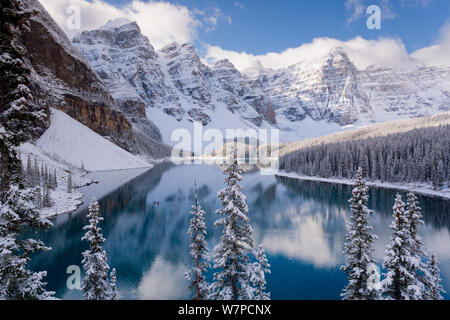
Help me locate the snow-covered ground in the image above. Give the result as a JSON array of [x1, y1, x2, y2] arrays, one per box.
[[276, 171, 450, 200], [19, 108, 155, 217], [37, 109, 151, 171], [20, 142, 89, 218]]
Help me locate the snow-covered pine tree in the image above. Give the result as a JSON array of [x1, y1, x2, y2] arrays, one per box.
[[81, 198, 111, 300], [53, 169, 57, 189], [185, 181, 210, 300], [0, 186, 55, 299], [67, 172, 72, 194], [405, 192, 427, 299], [381, 194, 415, 300], [341, 167, 379, 300], [42, 181, 52, 208], [34, 184, 42, 208], [250, 245, 271, 300], [424, 255, 445, 300], [40, 163, 44, 185], [433, 160, 444, 191], [109, 268, 118, 300], [0, 0, 45, 193], [0, 1, 54, 299], [33, 158, 40, 187], [26, 154, 32, 186], [211, 152, 256, 300]]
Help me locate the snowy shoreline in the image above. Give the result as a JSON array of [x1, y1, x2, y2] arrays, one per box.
[[18, 109, 157, 219], [275, 171, 450, 200]]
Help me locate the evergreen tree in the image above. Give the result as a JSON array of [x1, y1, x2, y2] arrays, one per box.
[[433, 160, 444, 191], [405, 192, 427, 299], [42, 182, 51, 208], [81, 198, 111, 300], [67, 172, 72, 194], [40, 163, 44, 185], [185, 181, 210, 300], [25, 154, 32, 186], [424, 255, 445, 300], [53, 169, 57, 189], [341, 167, 380, 300], [0, 0, 44, 193], [0, 2, 51, 295], [211, 152, 256, 300], [381, 194, 415, 300], [109, 268, 118, 300], [0, 186, 55, 299], [33, 158, 40, 187], [250, 245, 271, 300]]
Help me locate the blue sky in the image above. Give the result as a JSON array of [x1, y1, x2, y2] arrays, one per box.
[[41, 0, 450, 70], [103, 0, 449, 54]]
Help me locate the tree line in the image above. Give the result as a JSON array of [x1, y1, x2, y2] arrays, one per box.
[[280, 124, 449, 190]]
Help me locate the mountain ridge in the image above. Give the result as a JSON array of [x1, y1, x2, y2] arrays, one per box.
[[72, 18, 450, 145]]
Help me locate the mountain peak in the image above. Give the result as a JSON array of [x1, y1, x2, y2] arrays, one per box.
[[326, 47, 350, 61], [101, 18, 139, 31], [213, 59, 237, 70], [102, 18, 134, 28]]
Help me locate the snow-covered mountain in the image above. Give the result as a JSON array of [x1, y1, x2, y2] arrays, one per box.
[[73, 20, 276, 144], [21, 2, 171, 160], [249, 47, 450, 127], [73, 19, 450, 144]]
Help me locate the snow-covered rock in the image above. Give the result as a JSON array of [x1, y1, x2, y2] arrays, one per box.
[[72, 20, 450, 144], [73, 20, 276, 145], [248, 47, 450, 127], [36, 109, 151, 171]]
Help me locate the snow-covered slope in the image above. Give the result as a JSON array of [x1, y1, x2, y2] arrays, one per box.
[[36, 109, 151, 171], [72, 19, 450, 144], [73, 20, 276, 145], [247, 47, 450, 127]]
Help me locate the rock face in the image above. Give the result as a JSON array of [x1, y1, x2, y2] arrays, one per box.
[[21, 1, 171, 158], [74, 21, 275, 133], [247, 47, 450, 127], [73, 19, 172, 142], [23, 0, 133, 148], [73, 19, 450, 143]]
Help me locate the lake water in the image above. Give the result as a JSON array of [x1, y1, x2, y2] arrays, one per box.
[[31, 163, 450, 300]]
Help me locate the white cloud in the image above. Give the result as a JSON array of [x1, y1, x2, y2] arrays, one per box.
[[40, 0, 200, 49], [345, 0, 366, 24], [138, 257, 189, 300], [205, 36, 414, 71], [411, 22, 450, 67], [261, 211, 342, 268], [202, 7, 232, 33], [234, 2, 245, 10]]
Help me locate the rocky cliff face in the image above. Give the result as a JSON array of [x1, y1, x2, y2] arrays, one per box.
[[21, 1, 171, 158], [247, 47, 450, 127], [73, 19, 450, 144], [73, 19, 171, 142], [74, 20, 275, 136], [23, 0, 133, 149]]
